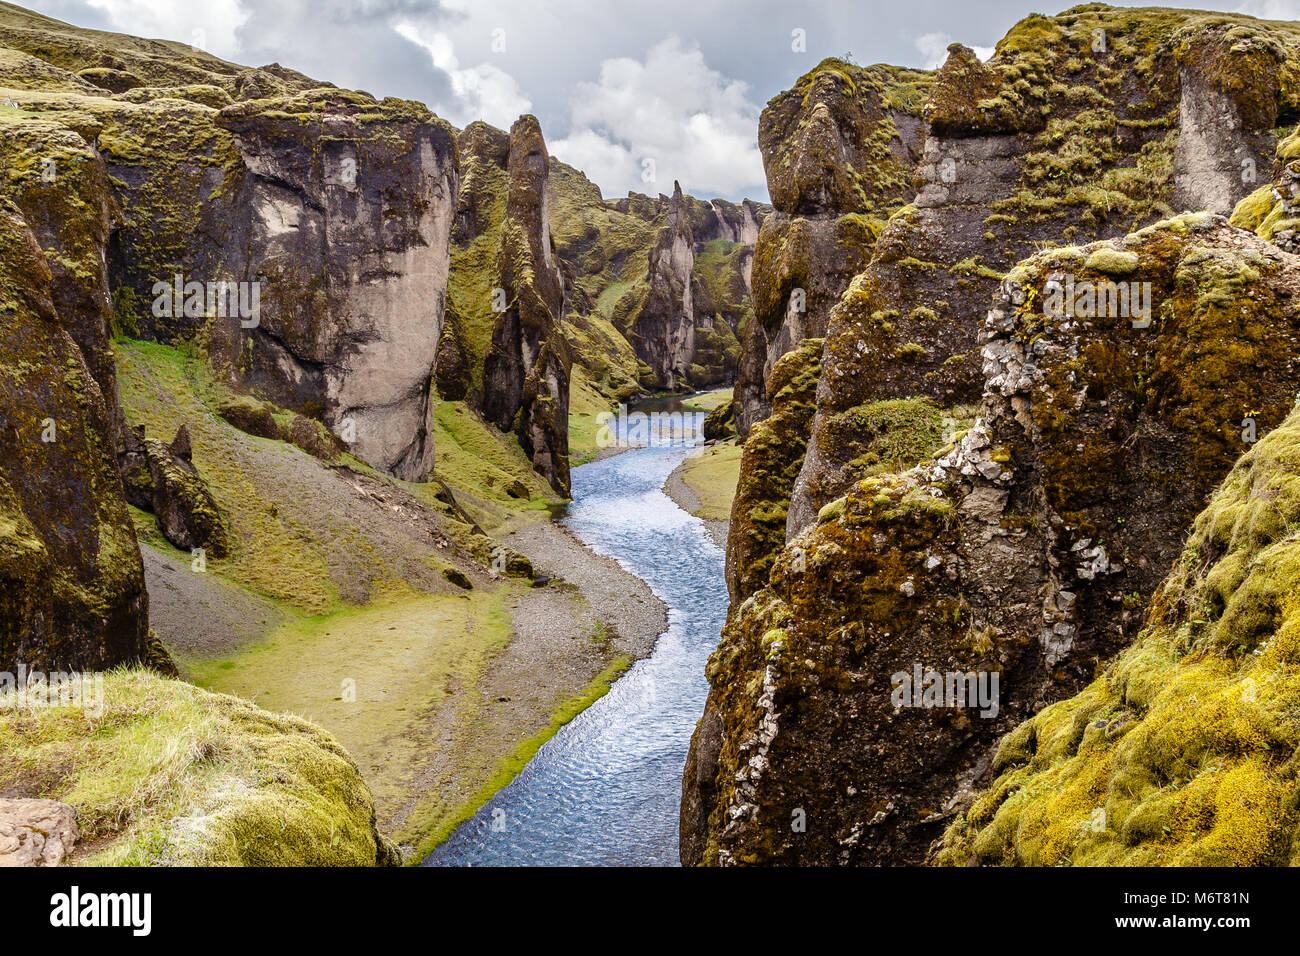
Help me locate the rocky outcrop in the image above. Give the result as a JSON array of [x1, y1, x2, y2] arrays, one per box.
[[0, 112, 131, 455], [206, 91, 457, 482], [786, 11, 1300, 538], [546, 164, 768, 399], [0, 197, 149, 671], [141, 425, 230, 559], [939, 401, 1300, 866], [682, 214, 1300, 866], [722, 338, 822, 605], [633, 182, 699, 390], [0, 798, 77, 866], [482, 116, 572, 496], [733, 59, 932, 436], [702, 400, 737, 441], [1, 38, 456, 486], [1231, 127, 1300, 252]]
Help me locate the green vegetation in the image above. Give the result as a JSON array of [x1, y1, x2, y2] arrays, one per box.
[[939, 407, 1300, 866], [679, 439, 744, 524], [0, 668, 395, 865]]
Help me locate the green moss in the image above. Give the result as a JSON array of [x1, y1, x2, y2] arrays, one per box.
[[939, 407, 1300, 867], [0, 667, 394, 866], [728, 338, 823, 601], [1085, 247, 1140, 275]]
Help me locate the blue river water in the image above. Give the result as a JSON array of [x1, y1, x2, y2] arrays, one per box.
[[424, 403, 727, 866]]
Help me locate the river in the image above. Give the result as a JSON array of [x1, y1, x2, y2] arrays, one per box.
[[424, 399, 726, 866]]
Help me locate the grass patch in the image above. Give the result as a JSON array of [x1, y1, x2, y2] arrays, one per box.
[[680, 438, 743, 523], [0, 668, 392, 865]]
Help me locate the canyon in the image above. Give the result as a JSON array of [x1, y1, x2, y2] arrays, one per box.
[[6, 0, 1300, 871]]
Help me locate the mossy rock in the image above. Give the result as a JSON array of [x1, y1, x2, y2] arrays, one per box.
[[218, 396, 281, 440], [0, 198, 149, 672], [939, 405, 1300, 867], [0, 668, 399, 866]]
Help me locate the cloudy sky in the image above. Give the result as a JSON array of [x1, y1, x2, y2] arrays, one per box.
[[25, 0, 1300, 202]]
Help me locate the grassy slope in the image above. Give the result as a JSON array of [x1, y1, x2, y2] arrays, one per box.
[[0, 668, 393, 865], [114, 338, 641, 859]]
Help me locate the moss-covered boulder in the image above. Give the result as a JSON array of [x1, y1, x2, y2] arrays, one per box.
[[142, 425, 230, 559], [1, 668, 399, 866], [1231, 127, 1300, 252], [217, 395, 280, 439], [702, 399, 736, 441], [939, 404, 1300, 866], [0, 198, 148, 671], [286, 413, 346, 462]]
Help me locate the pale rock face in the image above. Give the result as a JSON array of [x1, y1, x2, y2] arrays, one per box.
[[211, 106, 457, 483], [1173, 67, 1274, 217], [0, 799, 78, 867]]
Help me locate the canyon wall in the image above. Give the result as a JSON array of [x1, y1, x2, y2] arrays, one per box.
[[686, 5, 1300, 866]]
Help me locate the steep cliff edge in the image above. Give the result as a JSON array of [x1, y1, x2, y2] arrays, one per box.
[[788, 7, 1300, 537], [444, 116, 572, 496], [735, 58, 931, 437], [208, 90, 457, 482], [683, 213, 1300, 865], [0, 2, 464, 866], [684, 5, 1300, 867], [938, 400, 1300, 865], [0, 197, 148, 671], [1, 6, 457, 485]]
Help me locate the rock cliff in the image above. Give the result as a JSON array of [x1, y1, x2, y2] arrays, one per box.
[[734, 59, 932, 436], [685, 4, 1300, 866], [482, 116, 572, 496], [0, 196, 148, 671]]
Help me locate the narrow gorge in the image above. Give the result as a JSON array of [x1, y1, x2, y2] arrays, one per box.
[[4, 0, 1300, 888]]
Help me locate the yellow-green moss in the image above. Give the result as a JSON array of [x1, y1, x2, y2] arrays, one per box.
[[0, 667, 395, 865], [939, 407, 1300, 867]]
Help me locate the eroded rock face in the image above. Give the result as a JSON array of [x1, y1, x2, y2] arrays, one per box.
[[938, 404, 1300, 867], [786, 11, 1300, 540], [634, 182, 698, 391], [1, 70, 457, 486], [1172, 25, 1286, 217], [482, 115, 572, 496], [734, 59, 931, 436], [0, 199, 149, 672], [207, 91, 457, 482], [0, 798, 78, 867], [0, 116, 130, 455], [723, 338, 822, 606], [682, 217, 1300, 866]]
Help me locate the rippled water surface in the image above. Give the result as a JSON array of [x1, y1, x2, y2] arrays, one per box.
[[425, 405, 726, 866]]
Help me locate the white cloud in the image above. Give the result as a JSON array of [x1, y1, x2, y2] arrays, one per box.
[[549, 36, 765, 201], [915, 31, 993, 69], [85, 0, 249, 59], [1234, 0, 1300, 18], [394, 20, 530, 129]]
